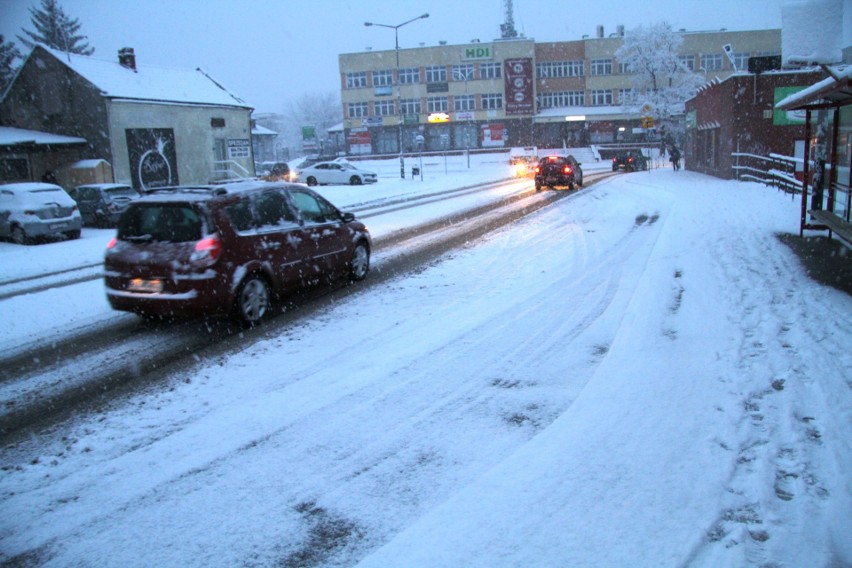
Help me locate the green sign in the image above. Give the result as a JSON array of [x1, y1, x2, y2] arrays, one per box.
[[462, 46, 491, 60], [301, 125, 316, 139], [773, 87, 808, 126], [403, 114, 419, 125]]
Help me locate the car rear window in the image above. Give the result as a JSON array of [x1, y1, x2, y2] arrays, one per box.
[[118, 203, 207, 243], [105, 186, 139, 198]]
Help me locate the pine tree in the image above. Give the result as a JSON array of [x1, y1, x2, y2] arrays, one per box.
[[0, 35, 23, 92], [17, 0, 94, 56]]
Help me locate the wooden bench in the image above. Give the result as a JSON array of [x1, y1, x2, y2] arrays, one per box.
[[809, 209, 852, 245]]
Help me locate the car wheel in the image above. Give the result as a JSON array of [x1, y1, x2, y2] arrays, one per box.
[[236, 274, 270, 326], [349, 175, 362, 186], [65, 229, 81, 240], [349, 241, 370, 281], [306, 176, 318, 186], [11, 226, 28, 245], [535, 183, 541, 192]]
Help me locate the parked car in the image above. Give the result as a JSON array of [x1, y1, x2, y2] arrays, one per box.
[[104, 180, 372, 325], [259, 162, 293, 182], [612, 151, 648, 172], [296, 161, 378, 186], [0, 182, 82, 244], [71, 183, 141, 228], [534, 155, 583, 191]]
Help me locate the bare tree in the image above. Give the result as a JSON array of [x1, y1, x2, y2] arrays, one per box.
[[281, 91, 342, 156], [17, 0, 94, 55], [615, 22, 703, 124]]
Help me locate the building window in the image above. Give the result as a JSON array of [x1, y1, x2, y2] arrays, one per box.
[[618, 89, 632, 104], [536, 60, 584, 78], [400, 98, 421, 115], [700, 53, 724, 71], [452, 63, 474, 81], [346, 71, 367, 89], [427, 96, 449, 112], [591, 59, 612, 76], [480, 62, 502, 79], [732, 52, 749, 70], [425, 65, 447, 83], [481, 93, 503, 110], [678, 55, 695, 71], [372, 69, 393, 87], [591, 89, 613, 105], [399, 67, 419, 84], [374, 99, 395, 116], [618, 61, 632, 74], [537, 91, 585, 109], [454, 94, 476, 111], [347, 102, 368, 118]]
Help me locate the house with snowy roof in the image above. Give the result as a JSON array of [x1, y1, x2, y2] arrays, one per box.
[[0, 45, 254, 191]]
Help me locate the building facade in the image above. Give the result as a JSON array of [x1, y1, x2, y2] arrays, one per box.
[[0, 45, 254, 191], [684, 69, 823, 179], [339, 28, 781, 155]]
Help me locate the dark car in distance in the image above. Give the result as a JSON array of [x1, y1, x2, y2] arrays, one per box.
[[104, 180, 372, 325], [534, 155, 583, 191], [612, 151, 648, 172], [71, 183, 141, 227]]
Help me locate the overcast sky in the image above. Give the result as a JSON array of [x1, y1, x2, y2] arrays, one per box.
[[0, 0, 785, 114]]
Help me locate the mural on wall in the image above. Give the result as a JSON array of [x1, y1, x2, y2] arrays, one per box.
[[125, 128, 179, 191]]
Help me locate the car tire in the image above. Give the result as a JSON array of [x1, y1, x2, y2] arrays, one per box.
[[65, 229, 81, 240], [535, 183, 541, 192], [349, 241, 370, 281], [306, 176, 318, 186], [235, 274, 270, 326], [11, 226, 28, 245], [349, 175, 362, 186]]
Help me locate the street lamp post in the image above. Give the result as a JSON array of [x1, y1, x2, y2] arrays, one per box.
[[364, 12, 429, 180]]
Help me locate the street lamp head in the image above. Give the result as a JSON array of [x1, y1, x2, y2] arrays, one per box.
[[421, 13, 429, 19], [364, 22, 373, 27]]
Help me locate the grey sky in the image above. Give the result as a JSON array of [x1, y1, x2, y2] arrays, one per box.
[[0, 0, 785, 114]]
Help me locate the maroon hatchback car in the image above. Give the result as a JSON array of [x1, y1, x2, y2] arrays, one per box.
[[104, 181, 371, 325]]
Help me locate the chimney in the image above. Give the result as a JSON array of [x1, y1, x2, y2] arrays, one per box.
[[596, 25, 604, 38], [118, 47, 136, 71], [617, 25, 625, 37]]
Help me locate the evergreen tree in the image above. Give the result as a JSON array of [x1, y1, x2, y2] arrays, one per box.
[[17, 0, 94, 56], [0, 35, 23, 93]]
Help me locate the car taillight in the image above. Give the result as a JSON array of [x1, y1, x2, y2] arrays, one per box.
[[534, 166, 541, 174], [563, 165, 572, 174], [612, 158, 617, 162], [106, 237, 117, 250], [628, 157, 634, 162], [192, 235, 222, 266]]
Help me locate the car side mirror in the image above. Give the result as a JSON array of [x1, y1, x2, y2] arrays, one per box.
[[341, 212, 356, 222]]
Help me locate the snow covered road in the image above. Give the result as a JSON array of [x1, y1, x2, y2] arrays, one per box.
[[0, 168, 849, 567]]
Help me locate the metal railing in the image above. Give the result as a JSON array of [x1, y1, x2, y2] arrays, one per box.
[[731, 152, 803, 194], [211, 160, 253, 182]]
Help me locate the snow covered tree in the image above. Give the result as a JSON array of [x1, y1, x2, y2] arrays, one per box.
[[17, 0, 94, 55], [615, 22, 703, 123], [0, 36, 22, 93]]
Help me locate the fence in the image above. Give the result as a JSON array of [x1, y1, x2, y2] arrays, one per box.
[[731, 152, 803, 194]]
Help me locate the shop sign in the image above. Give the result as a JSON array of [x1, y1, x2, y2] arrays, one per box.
[[462, 46, 491, 60], [504, 58, 533, 115]]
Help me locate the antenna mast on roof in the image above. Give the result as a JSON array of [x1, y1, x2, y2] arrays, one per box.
[[500, 0, 518, 39]]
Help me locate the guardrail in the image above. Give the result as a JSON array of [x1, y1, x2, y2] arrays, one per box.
[[731, 152, 805, 194]]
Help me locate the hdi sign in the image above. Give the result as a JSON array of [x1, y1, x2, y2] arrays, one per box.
[[462, 46, 491, 60]]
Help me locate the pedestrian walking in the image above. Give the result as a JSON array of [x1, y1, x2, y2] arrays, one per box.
[[670, 146, 681, 171]]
